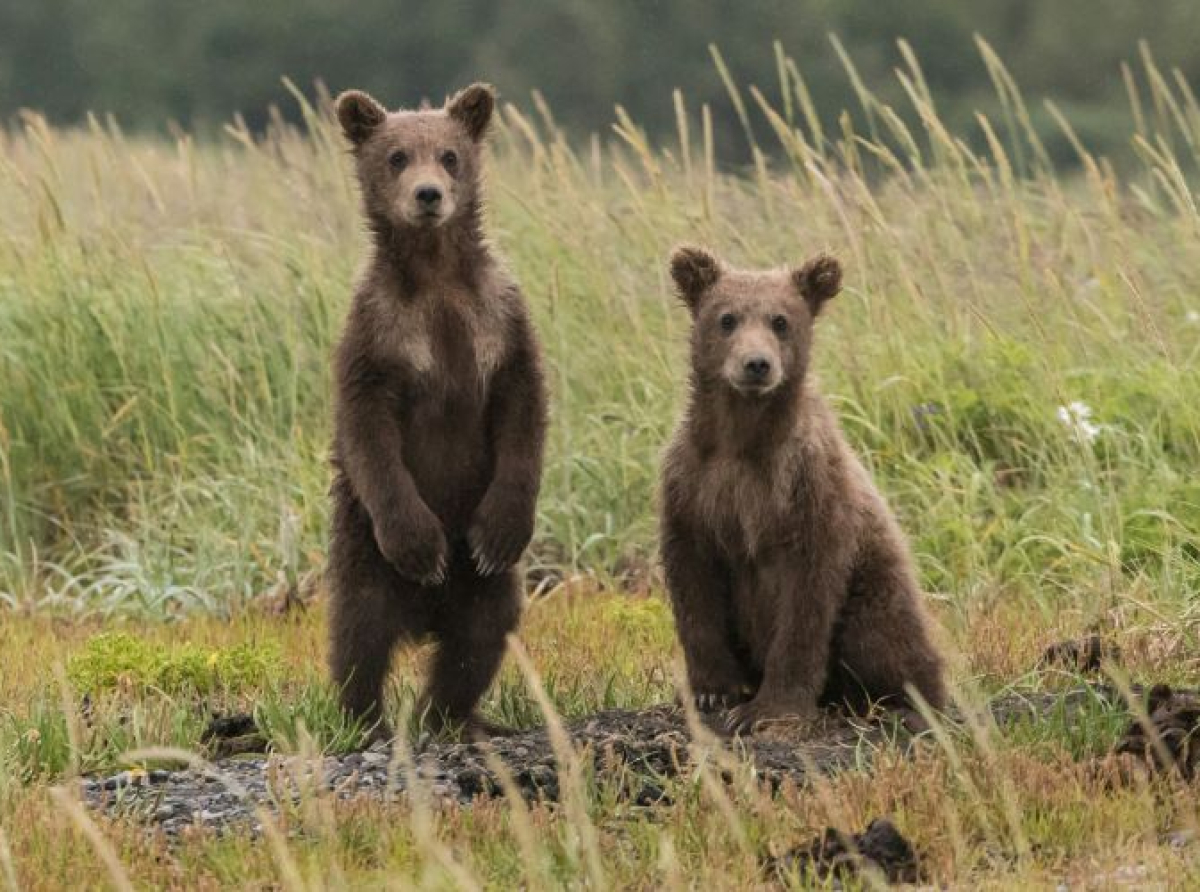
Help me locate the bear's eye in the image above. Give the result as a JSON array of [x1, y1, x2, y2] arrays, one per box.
[[719, 313, 738, 333], [440, 150, 459, 172], [771, 315, 789, 335], [388, 150, 408, 171]]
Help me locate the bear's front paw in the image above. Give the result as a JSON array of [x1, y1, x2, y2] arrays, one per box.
[[374, 507, 448, 587], [468, 490, 534, 576], [725, 694, 818, 736]]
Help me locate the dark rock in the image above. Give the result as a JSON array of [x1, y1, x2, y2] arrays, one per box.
[[632, 782, 670, 807], [202, 713, 258, 743], [767, 817, 921, 885], [515, 765, 558, 799], [210, 733, 270, 760], [1040, 635, 1121, 673], [1113, 684, 1200, 778], [456, 766, 498, 798]]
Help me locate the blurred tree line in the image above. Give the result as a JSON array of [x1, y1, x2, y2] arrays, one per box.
[[1, 0, 1198, 165]]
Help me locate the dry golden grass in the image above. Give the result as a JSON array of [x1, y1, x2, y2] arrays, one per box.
[[0, 594, 1198, 889]]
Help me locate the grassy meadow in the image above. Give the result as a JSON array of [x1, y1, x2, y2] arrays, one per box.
[[3, 42, 1200, 887]]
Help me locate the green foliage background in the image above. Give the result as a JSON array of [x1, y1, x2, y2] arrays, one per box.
[[2, 0, 1200, 164], [4, 36, 1200, 617]]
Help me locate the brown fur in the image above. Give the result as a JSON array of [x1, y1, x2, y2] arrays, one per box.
[[327, 84, 547, 739], [660, 247, 947, 734]]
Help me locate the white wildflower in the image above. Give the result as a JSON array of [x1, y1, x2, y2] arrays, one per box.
[[1056, 400, 1101, 444], [1186, 310, 1200, 325]]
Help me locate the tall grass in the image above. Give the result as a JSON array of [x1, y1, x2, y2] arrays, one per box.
[[3, 43, 1200, 618]]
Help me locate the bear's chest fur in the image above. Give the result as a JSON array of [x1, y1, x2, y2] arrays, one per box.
[[683, 445, 809, 558], [373, 288, 509, 402], [667, 398, 860, 561]]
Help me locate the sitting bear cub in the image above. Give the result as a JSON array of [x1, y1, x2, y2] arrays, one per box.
[[659, 247, 947, 733]]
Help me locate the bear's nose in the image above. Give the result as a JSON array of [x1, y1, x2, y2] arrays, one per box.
[[415, 185, 442, 207], [743, 356, 772, 381]]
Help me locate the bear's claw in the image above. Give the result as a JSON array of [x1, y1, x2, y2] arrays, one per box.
[[692, 687, 752, 713], [418, 554, 448, 587], [373, 506, 449, 587], [470, 542, 507, 577], [467, 492, 534, 577]]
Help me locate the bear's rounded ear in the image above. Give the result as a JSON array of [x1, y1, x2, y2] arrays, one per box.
[[447, 83, 496, 141], [792, 254, 842, 315], [670, 246, 722, 314], [336, 90, 387, 146]]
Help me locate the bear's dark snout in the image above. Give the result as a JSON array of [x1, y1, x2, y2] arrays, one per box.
[[743, 356, 772, 382], [415, 185, 443, 207]]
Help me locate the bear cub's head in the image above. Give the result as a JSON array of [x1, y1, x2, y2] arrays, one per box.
[[670, 247, 842, 398], [335, 84, 495, 231]]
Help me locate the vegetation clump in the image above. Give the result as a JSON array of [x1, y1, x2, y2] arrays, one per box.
[[67, 632, 282, 696]]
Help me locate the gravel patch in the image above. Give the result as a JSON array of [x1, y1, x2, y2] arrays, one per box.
[[80, 686, 1134, 836]]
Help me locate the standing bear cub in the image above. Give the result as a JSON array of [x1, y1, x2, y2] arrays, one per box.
[[328, 84, 547, 739], [660, 247, 946, 733]]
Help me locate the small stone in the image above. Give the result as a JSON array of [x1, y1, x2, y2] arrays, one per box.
[[103, 772, 141, 791], [1113, 865, 1148, 881], [1166, 829, 1195, 849]]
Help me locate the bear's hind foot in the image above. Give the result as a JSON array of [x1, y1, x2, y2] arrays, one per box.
[[462, 712, 518, 741], [725, 694, 819, 736], [358, 717, 395, 749], [421, 709, 516, 742]]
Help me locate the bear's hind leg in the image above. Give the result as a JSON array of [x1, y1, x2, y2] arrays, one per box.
[[422, 564, 522, 738], [328, 490, 433, 741], [830, 542, 948, 714], [725, 548, 848, 734], [329, 573, 415, 741], [661, 516, 754, 712]]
